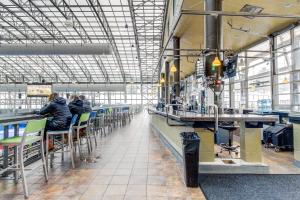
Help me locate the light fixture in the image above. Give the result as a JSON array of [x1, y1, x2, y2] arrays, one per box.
[[160, 73, 165, 84], [64, 17, 74, 27], [282, 77, 289, 84], [212, 56, 222, 70], [170, 64, 177, 73], [239, 58, 245, 66]]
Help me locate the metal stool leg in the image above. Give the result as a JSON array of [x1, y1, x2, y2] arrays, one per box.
[[40, 139, 48, 182], [19, 146, 29, 199]]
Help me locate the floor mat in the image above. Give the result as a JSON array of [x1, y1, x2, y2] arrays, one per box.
[[199, 174, 300, 200]]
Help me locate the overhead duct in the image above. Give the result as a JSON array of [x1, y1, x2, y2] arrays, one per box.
[[204, 0, 223, 75], [0, 43, 112, 55], [204, 0, 223, 107]]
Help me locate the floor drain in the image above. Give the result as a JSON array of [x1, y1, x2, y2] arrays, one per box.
[[222, 160, 235, 164]]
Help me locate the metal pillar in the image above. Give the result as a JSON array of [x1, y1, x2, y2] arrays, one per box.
[[173, 36, 180, 97], [204, 0, 223, 107], [165, 61, 170, 104]]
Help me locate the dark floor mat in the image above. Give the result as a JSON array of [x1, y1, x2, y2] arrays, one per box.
[[199, 174, 300, 200]]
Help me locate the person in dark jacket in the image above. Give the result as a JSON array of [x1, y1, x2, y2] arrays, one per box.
[[68, 94, 85, 116], [79, 95, 92, 112], [40, 93, 72, 131]]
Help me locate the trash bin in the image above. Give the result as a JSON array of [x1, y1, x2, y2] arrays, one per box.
[[180, 132, 200, 187]]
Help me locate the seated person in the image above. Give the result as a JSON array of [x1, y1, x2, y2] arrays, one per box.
[[79, 95, 92, 112], [68, 94, 85, 125], [40, 93, 72, 132]]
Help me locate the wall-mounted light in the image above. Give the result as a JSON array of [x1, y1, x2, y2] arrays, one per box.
[[170, 64, 177, 73]]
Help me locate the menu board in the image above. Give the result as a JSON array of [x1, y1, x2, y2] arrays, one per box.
[[27, 84, 52, 97]]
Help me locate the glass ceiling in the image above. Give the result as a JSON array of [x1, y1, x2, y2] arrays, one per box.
[[0, 0, 165, 83]]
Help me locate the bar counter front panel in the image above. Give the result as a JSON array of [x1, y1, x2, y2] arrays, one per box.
[[149, 108, 278, 174]]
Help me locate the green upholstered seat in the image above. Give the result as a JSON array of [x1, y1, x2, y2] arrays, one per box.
[[0, 135, 41, 145]]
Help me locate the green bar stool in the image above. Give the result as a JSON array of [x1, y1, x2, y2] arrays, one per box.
[[73, 113, 90, 159], [0, 118, 48, 199], [46, 114, 78, 169], [87, 111, 98, 151]]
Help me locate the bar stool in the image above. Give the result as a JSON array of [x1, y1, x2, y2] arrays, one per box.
[[73, 113, 90, 159], [87, 111, 97, 150], [106, 108, 113, 133], [46, 114, 78, 169], [0, 118, 48, 199], [96, 110, 106, 137]]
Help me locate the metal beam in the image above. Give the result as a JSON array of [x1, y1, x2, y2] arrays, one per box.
[[181, 10, 300, 19], [87, 0, 126, 82], [128, 0, 143, 84]]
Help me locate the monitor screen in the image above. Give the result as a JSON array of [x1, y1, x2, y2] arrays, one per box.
[[223, 54, 238, 79], [27, 84, 52, 97]]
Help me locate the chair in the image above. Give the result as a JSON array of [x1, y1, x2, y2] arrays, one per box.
[[46, 114, 78, 169], [87, 111, 98, 150], [96, 109, 106, 137], [106, 108, 113, 133], [0, 118, 48, 199], [73, 112, 90, 159]]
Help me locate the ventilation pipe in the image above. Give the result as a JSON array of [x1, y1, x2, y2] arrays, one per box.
[[0, 43, 112, 55], [204, 0, 223, 107]]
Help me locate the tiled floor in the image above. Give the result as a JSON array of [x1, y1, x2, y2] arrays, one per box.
[[0, 112, 206, 200]]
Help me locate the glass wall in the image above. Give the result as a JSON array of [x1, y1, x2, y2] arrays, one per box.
[[0, 84, 158, 109], [222, 24, 300, 113]]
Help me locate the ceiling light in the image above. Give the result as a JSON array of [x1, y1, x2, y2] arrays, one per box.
[[240, 4, 264, 19], [239, 58, 245, 66], [282, 77, 289, 84], [170, 64, 177, 73], [64, 17, 74, 27]]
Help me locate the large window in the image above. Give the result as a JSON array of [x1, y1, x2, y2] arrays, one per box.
[[274, 31, 292, 110], [232, 52, 247, 109], [247, 41, 271, 110]]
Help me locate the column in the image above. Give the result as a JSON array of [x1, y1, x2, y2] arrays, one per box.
[[240, 121, 263, 162], [165, 61, 170, 104], [173, 36, 180, 97], [194, 128, 215, 162]]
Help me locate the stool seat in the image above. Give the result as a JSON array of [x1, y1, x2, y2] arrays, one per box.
[[47, 129, 69, 135], [219, 125, 238, 132]]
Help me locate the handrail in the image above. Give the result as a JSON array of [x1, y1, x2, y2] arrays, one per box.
[[166, 104, 187, 126], [207, 104, 218, 134]]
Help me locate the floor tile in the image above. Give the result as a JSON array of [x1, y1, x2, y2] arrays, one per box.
[[110, 176, 130, 185], [105, 185, 127, 196]]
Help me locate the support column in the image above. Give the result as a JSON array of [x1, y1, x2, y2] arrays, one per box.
[[240, 122, 263, 162], [293, 123, 300, 167], [173, 36, 180, 97], [194, 128, 215, 162], [165, 61, 170, 104], [160, 73, 166, 101]]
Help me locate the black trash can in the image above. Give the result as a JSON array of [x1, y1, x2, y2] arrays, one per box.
[[180, 132, 200, 187]]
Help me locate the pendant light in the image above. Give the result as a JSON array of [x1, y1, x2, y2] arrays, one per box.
[[170, 64, 177, 73]]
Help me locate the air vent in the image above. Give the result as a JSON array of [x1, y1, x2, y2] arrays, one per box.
[[240, 4, 264, 19]]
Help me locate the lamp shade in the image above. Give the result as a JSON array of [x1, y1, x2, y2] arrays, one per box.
[[170, 64, 177, 72], [212, 56, 222, 67]]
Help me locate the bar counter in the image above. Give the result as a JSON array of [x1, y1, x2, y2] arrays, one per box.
[[149, 108, 278, 174]]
